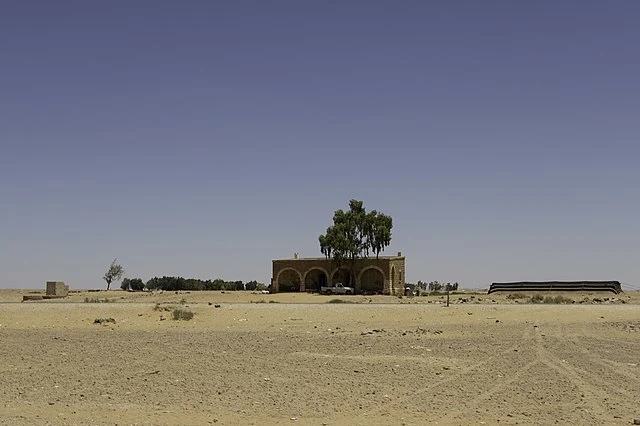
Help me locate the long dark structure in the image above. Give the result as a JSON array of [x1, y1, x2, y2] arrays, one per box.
[[488, 281, 622, 294]]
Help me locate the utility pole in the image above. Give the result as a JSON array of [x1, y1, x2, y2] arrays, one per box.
[[446, 285, 450, 307]]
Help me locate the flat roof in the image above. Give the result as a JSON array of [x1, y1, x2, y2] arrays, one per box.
[[273, 256, 404, 261]]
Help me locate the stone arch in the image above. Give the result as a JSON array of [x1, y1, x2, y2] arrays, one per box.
[[303, 267, 329, 292], [331, 267, 352, 286], [358, 266, 385, 294], [275, 268, 302, 292]]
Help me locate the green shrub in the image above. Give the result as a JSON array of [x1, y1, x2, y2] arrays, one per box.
[[172, 308, 194, 321], [530, 294, 544, 304], [326, 299, 355, 304]]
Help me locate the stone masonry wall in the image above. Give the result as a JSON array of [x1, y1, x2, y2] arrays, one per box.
[[272, 255, 406, 295], [46, 281, 69, 296], [387, 257, 406, 295]]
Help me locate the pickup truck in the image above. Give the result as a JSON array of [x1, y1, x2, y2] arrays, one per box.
[[321, 283, 355, 295]]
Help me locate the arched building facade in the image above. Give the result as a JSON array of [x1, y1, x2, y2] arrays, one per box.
[[271, 253, 406, 295]]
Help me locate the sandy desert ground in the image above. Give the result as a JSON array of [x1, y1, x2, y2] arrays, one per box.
[[1, 289, 639, 425]]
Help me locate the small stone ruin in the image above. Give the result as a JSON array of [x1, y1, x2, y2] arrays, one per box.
[[46, 281, 69, 297], [22, 281, 70, 301]]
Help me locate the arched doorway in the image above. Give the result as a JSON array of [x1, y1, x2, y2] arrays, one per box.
[[304, 268, 328, 293], [277, 269, 302, 292], [331, 268, 352, 286], [359, 267, 384, 294]]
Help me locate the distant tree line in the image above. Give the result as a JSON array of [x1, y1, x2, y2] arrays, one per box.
[[120, 276, 266, 292]]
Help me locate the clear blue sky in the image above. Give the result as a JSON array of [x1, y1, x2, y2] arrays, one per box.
[[1, 1, 639, 290]]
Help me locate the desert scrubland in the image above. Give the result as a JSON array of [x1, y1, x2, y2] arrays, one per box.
[[1, 290, 639, 425]]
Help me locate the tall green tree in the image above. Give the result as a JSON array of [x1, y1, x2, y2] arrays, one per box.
[[103, 258, 125, 291], [319, 200, 393, 287]]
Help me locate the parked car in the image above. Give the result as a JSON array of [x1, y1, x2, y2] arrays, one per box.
[[320, 283, 355, 295]]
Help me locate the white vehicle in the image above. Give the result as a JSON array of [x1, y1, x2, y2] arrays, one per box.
[[321, 283, 355, 295]]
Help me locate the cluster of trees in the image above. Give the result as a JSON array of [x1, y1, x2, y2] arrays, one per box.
[[416, 280, 460, 292], [319, 199, 393, 286], [143, 277, 264, 291], [120, 278, 144, 291], [124, 277, 266, 292], [103, 258, 266, 292]]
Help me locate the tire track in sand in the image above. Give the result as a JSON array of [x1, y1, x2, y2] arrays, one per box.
[[436, 326, 541, 423], [366, 326, 536, 420], [560, 328, 640, 384], [440, 323, 617, 424], [531, 324, 613, 423], [550, 325, 639, 401], [410, 326, 533, 401]]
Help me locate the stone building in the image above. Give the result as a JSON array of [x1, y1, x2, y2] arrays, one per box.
[[46, 281, 69, 297], [271, 253, 406, 295]]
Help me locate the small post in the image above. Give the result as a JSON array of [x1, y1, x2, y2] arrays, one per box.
[[446, 288, 450, 307]]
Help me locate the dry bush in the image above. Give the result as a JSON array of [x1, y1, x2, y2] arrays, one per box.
[[172, 308, 194, 321], [529, 294, 572, 304], [543, 295, 573, 304], [85, 297, 113, 303], [153, 303, 173, 312], [507, 293, 527, 299]]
